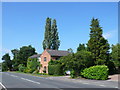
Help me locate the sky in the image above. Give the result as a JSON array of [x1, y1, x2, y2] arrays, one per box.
[[1, 2, 118, 61]]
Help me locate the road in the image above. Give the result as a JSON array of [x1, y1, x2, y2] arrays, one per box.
[[0, 72, 118, 90]]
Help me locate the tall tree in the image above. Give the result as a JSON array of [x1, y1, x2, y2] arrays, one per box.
[[11, 45, 37, 70], [11, 49, 20, 70], [2, 53, 12, 71], [43, 17, 60, 50], [51, 19, 60, 50], [77, 44, 86, 52], [111, 43, 120, 70], [87, 18, 110, 65], [43, 17, 52, 50]]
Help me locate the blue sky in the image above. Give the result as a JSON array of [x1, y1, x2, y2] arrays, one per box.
[[1, 2, 118, 60]]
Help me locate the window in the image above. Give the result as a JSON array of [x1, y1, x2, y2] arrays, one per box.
[[44, 57, 47, 61]]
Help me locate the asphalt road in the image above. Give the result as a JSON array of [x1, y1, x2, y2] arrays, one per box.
[[0, 72, 118, 90]]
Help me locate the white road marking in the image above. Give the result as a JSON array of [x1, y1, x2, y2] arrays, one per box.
[[55, 88, 63, 90], [0, 82, 7, 90], [99, 85, 106, 87], [21, 78, 40, 84], [83, 83, 89, 84], [10, 75, 18, 77]]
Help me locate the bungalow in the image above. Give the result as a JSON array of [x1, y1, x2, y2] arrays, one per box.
[[39, 49, 70, 74]]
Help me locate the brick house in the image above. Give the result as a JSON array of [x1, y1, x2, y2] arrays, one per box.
[[39, 49, 70, 74]]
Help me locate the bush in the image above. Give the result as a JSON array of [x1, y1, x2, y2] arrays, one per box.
[[70, 70, 76, 78], [32, 69, 39, 74], [18, 64, 26, 72], [106, 60, 116, 75], [26, 58, 40, 73], [81, 65, 109, 80], [48, 64, 63, 75]]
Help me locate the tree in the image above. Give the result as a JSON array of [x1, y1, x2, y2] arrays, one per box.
[[111, 43, 120, 71], [43, 17, 52, 50], [51, 19, 60, 50], [87, 18, 110, 65], [77, 44, 86, 52], [11, 49, 20, 70], [43, 17, 60, 50], [67, 48, 73, 53], [18, 45, 37, 66], [60, 50, 93, 77], [11, 45, 37, 70], [2, 53, 12, 71]]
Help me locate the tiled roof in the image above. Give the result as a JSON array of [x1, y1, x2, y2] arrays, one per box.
[[46, 49, 70, 57], [29, 54, 41, 58]]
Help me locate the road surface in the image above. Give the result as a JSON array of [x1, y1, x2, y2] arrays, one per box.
[[0, 72, 118, 90]]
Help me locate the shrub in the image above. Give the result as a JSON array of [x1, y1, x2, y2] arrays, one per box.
[[70, 70, 76, 78], [81, 65, 109, 80], [18, 64, 26, 72], [48, 64, 63, 75], [32, 69, 39, 74], [26, 58, 40, 73]]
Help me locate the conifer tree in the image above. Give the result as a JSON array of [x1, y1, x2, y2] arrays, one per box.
[[87, 18, 110, 65], [51, 19, 60, 50], [77, 44, 86, 51], [43, 18, 60, 50], [43, 17, 52, 50]]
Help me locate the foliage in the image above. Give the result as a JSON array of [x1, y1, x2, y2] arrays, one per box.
[[81, 65, 109, 80], [26, 58, 40, 73], [106, 60, 116, 75], [87, 18, 110, 65], [11, 45, 37, 70], [70, 70, 76, 78], [43, 17, 60, 50], [18, 64, 26, 72], [2, 53, 12, 71], [111, 43, 120, 71], [59, 50, 94, 77], [48, 59, 60, 65], [32, 69, 39, 74], [2, 62, 8, 71], [11, 49, 20, 71], [67, 48, 74, 53], [51, 19, 60, 50], [77, 44, 86, 52], [48, 64, 63, 75], [48, 60, 63, 75]]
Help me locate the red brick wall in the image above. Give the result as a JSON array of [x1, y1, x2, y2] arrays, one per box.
[[39, 50, 51, 74]]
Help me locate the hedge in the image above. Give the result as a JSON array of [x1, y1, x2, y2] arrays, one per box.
[[81, 65, 109, 80], [48, 64, 63, 75]]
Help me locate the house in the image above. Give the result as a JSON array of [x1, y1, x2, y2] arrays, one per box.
[[29, 54, 41, 60], [39, 49, 70, 74]]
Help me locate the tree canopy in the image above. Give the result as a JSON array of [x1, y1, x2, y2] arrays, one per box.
[[43, 17, 60, 50], [2, 53, 12, 71], [87, 18, 110, 65]]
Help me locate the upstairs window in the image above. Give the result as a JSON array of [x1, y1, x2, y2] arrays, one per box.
[[44, 57, 47, 61]]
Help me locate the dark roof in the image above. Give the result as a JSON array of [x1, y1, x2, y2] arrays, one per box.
[[29, 54, 41, 58], [46, 49, 70, 57]]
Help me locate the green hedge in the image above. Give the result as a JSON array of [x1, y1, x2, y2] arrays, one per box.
[[48, 64, 63, 75], [81, 65, 109, 80]]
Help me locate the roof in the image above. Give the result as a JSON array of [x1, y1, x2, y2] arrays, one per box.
[[29, 54, 41, 58], [46, 49, 70, 57]]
